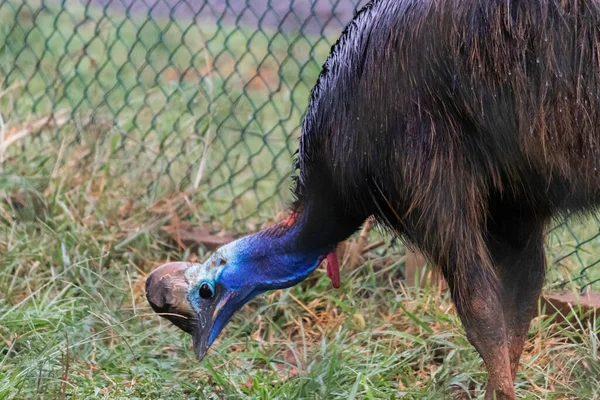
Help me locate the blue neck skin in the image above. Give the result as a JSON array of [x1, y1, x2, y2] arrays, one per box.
[[217, 220, 331, 293], [200, 220, 331, 345]]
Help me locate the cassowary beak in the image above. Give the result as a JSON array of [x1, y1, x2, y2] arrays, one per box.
[[145, 261, 223, 362]]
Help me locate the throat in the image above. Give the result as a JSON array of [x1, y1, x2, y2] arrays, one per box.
[[254, 230, 329, 290], [221, 203, 365, 292], [251, 209, 351, 290]]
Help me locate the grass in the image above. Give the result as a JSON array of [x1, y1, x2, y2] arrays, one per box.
[[0, 174, 599, 398], [0, 1, 599, 399]]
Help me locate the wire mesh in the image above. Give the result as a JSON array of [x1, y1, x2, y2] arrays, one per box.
[[0, 0, 598, 292]]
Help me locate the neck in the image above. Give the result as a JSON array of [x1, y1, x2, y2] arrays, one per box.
[[220, 201, 365, 291]]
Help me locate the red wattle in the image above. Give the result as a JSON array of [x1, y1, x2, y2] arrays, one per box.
[[326, 252, 341, 288]]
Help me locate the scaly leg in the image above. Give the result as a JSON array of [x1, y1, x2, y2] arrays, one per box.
[[489, 231, 546, 380], [444, 267, 516, 400]]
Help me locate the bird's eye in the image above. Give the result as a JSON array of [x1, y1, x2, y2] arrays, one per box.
[[199, 283, 214, 299]]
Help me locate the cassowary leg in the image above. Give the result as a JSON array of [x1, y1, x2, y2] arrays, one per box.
[[445, 268, 515, 400], [492, 233, 546, 380]]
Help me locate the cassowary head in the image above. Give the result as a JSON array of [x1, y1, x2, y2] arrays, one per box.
[[145, 222, 338, 361]]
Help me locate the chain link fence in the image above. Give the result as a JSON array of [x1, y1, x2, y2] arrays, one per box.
[[0, 0, 598, 292]]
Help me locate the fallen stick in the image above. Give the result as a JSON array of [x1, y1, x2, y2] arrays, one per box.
[[0, 111, 70, 154], [348, 216, 376, 270], [361, 239, 386, 254]]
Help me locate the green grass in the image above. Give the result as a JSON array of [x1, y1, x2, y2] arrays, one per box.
[[0, 1, 599, 399], [0, 171, 598, 398]]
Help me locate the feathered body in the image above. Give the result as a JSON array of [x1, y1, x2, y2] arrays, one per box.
[[294, 0, 600, 301], [147, 1, 600, 398]]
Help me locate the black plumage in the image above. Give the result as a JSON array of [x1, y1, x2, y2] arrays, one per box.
[[147, 1, 600, 398], [290, 0, 600, 397]]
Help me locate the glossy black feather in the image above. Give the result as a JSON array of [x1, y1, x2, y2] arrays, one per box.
[[291, 0, 600, 305]]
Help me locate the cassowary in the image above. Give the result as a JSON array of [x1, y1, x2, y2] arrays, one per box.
[[146, 0, 600, 398]]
